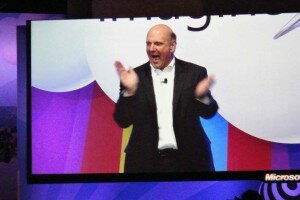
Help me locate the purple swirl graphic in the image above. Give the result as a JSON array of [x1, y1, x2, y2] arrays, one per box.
[[260, 182, 300, 200]]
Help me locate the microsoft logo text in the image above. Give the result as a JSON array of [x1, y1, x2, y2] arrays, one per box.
[[265, 173, 300, 181]]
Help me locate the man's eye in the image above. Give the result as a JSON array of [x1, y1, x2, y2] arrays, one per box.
[[155, 42, 163, 46]]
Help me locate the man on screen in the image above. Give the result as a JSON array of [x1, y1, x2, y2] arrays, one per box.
[[114, 24, 218, 173]]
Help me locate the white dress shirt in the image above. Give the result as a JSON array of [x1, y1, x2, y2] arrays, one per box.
[[151, 58, 178, 150]]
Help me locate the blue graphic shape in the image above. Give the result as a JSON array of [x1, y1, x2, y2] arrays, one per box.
[[201, 113, 228, 171]]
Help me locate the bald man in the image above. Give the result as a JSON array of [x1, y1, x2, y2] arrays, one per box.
[[114, 24, 218, 173]]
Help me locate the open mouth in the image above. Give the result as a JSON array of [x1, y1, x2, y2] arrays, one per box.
[[151, 55, 160, 62]]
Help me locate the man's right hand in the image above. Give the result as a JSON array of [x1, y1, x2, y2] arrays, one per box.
[[115, 61, 139, 96]]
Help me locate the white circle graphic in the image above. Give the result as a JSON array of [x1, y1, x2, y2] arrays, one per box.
[[85, 15, 300, 143], [31, 20, 94, 92]]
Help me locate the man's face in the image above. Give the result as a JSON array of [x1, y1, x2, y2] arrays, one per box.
[[146, 28, 176, 69]]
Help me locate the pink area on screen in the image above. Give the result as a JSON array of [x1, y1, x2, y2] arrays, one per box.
[[227, 124, 271, 171], [81, 83, 123, 173]]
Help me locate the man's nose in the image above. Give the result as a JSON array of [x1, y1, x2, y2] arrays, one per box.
[[149, 44, 156, 52]]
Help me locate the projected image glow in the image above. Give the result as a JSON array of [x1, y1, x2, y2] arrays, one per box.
[[30, 13, 300, 177]]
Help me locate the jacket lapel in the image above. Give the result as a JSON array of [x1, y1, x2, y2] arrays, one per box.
[[139, 63, 157, 118], [139, 59, 188, 118], [173, 58, 188, 115]]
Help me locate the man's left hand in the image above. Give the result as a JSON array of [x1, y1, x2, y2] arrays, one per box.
[[194, 75, 215, 98]]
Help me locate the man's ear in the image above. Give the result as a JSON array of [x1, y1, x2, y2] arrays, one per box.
[[170, 41, 177, 53]]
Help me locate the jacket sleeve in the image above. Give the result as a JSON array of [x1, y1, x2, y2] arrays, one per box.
[[193, 68, 219, 119], [194, 91, 218, 119], [113, 84, 137, 128]]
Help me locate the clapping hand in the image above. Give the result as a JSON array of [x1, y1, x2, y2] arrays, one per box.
[[194, 75, 215, 98], [115, 61, 139, 96]]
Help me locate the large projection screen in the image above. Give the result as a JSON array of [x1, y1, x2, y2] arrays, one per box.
[[28, 13, 300, 182]]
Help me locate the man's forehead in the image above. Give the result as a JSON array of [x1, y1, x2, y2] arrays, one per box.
[[146, 37, 166, 42], [146, 32, 171, 42]]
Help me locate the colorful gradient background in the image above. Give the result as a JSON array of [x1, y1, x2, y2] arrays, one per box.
[[0, 12, 299, 199], [31, 81, 300, 174]]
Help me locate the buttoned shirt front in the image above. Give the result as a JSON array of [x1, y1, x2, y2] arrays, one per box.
[[150, 58, 178, 150]]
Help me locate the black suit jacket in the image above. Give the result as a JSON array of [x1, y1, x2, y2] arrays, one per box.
[[114, 58, 218, 173]]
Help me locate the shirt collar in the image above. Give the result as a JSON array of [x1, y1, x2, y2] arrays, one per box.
[[150, 57, 175, 75]]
